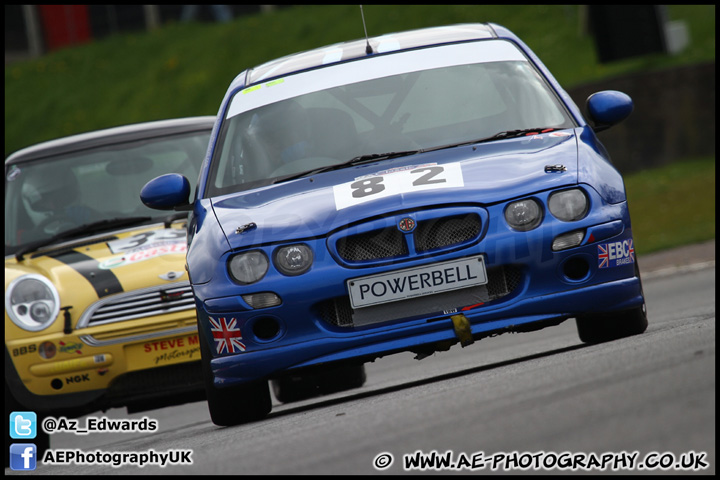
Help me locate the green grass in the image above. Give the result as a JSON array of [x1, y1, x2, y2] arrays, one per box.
[[627, 157, 715, 255], [3, 5, 715, 254], [4, 5, 715, 157]]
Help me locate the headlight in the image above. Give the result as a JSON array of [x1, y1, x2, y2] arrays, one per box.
[[228, 250, 269, 284], [5, 274, 60, 331], [274, 244, 313, 276], [549, 189, 588, 221], [505, 198, 543, 231]]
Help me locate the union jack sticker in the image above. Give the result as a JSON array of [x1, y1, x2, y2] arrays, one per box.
[[209, 317, 246, 354], [598, 244, 610, 268]]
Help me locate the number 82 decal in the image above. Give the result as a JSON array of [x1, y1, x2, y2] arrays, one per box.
[[333, 163, 464, 210]]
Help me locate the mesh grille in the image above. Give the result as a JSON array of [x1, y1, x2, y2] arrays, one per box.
[[335, 212, 481, 263], [317, 265, 522, 328], [316, 296, 355, 327], [414, 214, 481, 252], [486, 264, 522, 299], [84, 283, 195, 327], [336, 227, 407, 262]]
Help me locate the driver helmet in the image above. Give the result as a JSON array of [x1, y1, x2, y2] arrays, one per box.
[[21, 163, 79, 215]]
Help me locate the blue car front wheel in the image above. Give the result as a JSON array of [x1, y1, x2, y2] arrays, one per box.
[[575, 262, 649, 343], [199, 324, 272, 426]]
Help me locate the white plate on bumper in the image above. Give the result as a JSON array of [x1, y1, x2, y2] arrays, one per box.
[[347, 255, 488, 309]]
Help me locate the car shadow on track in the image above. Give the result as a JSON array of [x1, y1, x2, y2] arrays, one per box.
[[264, 343, 588, 420]]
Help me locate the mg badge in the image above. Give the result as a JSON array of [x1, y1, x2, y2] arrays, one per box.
[[398, 217, 416, 233]]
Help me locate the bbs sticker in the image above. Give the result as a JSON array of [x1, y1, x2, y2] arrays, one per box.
[[333, 163, 464, 210]]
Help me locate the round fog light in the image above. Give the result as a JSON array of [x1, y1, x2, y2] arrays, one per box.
[[274, 244, 313, 276], [505, 199, 542, 231], [228, 250, 269, 284], [549, 189, 588, 221]]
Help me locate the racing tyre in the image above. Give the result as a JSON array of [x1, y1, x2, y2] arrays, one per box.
[[576, 262, 648, 343], [5, 381, 50, 468], [198, 325, 271, 427], [271, 364, 367, 404]]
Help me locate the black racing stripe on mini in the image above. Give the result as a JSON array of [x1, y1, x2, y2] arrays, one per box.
[[48, 250, 123, 298]]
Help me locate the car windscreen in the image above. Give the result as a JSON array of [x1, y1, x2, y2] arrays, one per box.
[[206, 40, 575, 197], [5, 131, 211, 256]]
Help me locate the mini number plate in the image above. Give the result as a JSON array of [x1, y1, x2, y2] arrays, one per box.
[[347, 255, 487, 309]]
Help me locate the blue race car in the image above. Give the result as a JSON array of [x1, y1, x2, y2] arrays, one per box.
[[141, 23, 647, 426]]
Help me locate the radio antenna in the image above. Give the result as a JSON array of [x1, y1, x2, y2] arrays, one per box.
[[360, 5, 373, 54]]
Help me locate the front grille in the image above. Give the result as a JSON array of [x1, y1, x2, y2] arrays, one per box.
[[317, 265, 522, 328], [336, 227, 407, 262], [79, 281, 195, 328], [334, 211, 482, 263], [414, 214, 481, 252]]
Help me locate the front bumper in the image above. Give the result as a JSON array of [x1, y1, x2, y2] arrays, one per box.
[[196, 193, 644, 389], [206, 273, 642, 387], [5, 324, 203, 414]]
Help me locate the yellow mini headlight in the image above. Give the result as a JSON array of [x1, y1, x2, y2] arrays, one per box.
[[6, 274, 60, 331]]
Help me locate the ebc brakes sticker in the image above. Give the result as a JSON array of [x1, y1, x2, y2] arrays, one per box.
[[598, 239, 635, 268], [333, 163, 464, 210], [48, 250, 123, 298]]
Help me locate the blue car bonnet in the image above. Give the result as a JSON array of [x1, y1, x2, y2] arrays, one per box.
[[211, 132, 578, 248]]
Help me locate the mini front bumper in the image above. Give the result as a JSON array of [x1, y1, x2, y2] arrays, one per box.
[[4, 327, 203, 414]]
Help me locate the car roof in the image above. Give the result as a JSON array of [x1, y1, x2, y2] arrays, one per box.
[[5, 116, 216, 166], [246, 23, 498, 86]]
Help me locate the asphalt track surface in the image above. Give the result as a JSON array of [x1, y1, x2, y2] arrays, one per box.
[[7, 240, 715, 475]]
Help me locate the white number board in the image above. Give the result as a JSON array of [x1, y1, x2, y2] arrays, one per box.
[[333, 163, 464, 210]]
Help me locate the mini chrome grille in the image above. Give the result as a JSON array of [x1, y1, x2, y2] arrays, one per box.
[[336, 227, 407, 262], [317, 265, 521, 328], [79, 282, 195, 328], [414, 214, 481, 252]]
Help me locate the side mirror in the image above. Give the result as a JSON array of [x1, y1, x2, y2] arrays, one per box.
[[586, 90, 633, 132], [140, 173, 192, 211]]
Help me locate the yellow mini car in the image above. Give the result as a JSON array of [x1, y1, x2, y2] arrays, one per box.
[[5, 117, 215, 459]]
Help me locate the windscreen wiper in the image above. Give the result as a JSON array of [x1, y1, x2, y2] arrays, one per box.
[[420, 128, 561, 154], [15, 216, 152, 261], [272, 149, 421, 184], [271, 129, 559, 185], [482, 127, 560, 141]]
